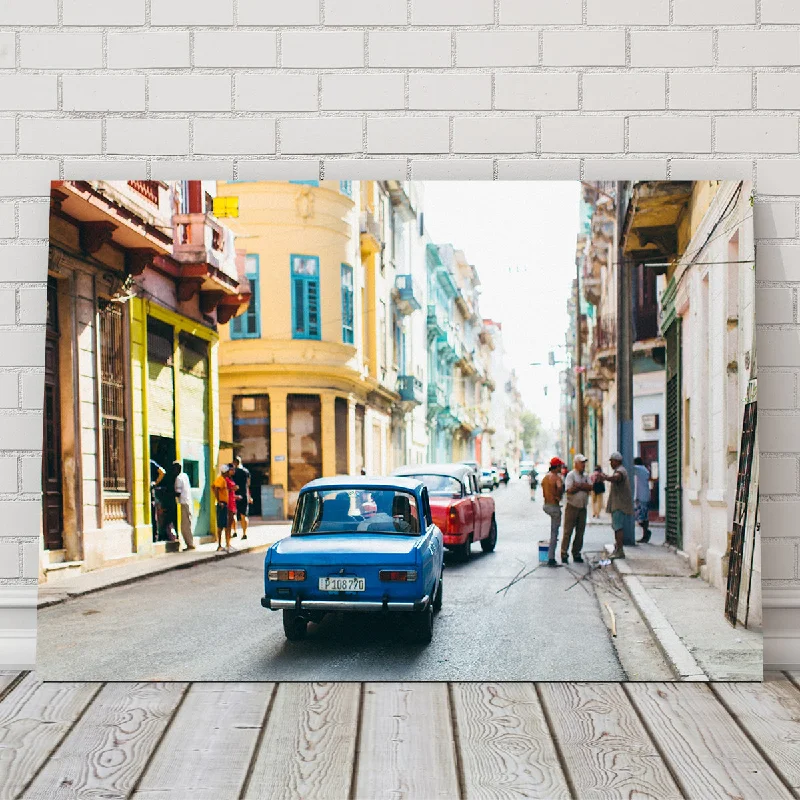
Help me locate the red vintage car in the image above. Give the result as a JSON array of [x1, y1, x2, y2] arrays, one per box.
[[392, 463, 497, 560]]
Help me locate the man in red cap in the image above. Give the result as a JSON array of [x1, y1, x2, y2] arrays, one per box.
[[541, 457, 565, 567]]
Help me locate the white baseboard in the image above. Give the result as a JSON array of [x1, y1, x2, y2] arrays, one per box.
[[0, 629, 36, 669], [0, 587, 37, 670], [764, 634, 800, 671]]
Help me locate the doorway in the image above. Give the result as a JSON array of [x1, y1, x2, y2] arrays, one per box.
[[233, 394, 271, 517], [639, 440, 660, 521]]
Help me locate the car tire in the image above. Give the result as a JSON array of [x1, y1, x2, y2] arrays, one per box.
[[282, 609, 308, 641], [433, 573, 443, 613], [409, 602, 434, 644], [454, 533, 472, 562], [481, 516, 498, 553]]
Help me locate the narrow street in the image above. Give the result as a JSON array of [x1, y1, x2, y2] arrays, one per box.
[[38, 480, 629, 682]]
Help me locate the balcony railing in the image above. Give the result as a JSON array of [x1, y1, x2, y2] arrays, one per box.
[[393, 274, 422, 315], [427, 304, 447, 337], [437, 325, 458, 359], [360, 209, 381, 242], [127, 180, 160, 206], [593, 314, 617, 356], [427, 383, 446, 409], [397, 375, 424, 405], [172, 211, 239, 288]]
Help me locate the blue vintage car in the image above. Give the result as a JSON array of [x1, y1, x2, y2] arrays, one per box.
[[261, 476, 444, 644]]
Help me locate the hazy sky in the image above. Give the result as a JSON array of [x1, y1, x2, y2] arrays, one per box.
[[420, 181, 581, 428]]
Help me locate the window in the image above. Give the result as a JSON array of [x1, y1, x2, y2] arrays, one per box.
[[341, 263, 354, 344], [230, 254, 260, 339], [340, 180, 352, 197], [291, 255, 320, 340], [290, 180, 319, 186], [99, 302, 128, 493]]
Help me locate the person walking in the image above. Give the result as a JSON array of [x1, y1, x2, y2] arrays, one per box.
[[602, 451, 634, 559], [633, 457, 652, 543], [172, 461, 195, 551], [541, 457, 565, 568], [561, 454, 593, 564], [212, 464, 235, 553], [232, 456, 252, 541], [590, 464, 605, 519]]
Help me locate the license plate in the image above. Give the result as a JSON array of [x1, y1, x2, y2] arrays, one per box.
[[318, 577, 366, 592]]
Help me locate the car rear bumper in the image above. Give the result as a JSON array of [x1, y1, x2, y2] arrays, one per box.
[[261, 595, 430, 613]]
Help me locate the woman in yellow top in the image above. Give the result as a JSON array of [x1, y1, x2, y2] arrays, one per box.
[[212, 464, 236, 552]]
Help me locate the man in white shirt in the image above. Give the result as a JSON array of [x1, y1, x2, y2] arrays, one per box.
[[173, 461, 195, 551], [561, 454, 593, 564]]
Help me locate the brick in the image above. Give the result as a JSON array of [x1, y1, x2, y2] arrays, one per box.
[[18, 286, 45, 325], [758, 160, 800, 196], [0, 119, 14, 155], [542, 31, 626, 67], [584, 159, 667, 180], [630, 32, 713, 68], [326, 0, 407, 25], [325, 74, 406, 111], [63, 75, 146, 113], [237, 0, 319, 24], [760, 457, 798, 494], [193, 32, 277, 68], [0, 501, 41, 536], [0, 203, 14, 238], [281, 118, 362, 155], [453, 117, 536, 154], [106, 119, 190, 156], [408, 74, 491, 111], [63, 0, 145, 24], [757, 287, 794, 324], [0, 289, 14, 322], [541, 117, 624, 153], [0, 544, 18, 578], [0, 0, 57, 24], [0, 413, 43, 450], [108, 32, 191, 70], [758, 329, 800, 367], [758, 74, 800, 110], [367, 117, 449, 154], [236, 75, 318, 112], [21, 372, 44, 410], [411, 0, 494, 25], [670, 159, 752, 181], [150, 161, 233, 180], [761, 0, 800, 23], [236, 161, 320, 181], [149, 76, 232, 113], [151, 0, 233, 25], [368, 31, 452, 68], [410, 159, 494, 180], [718, 31, 800, 67], [457, 32, 539, 68], [499, 0, 581, 24], [22, 542, 38, 579], [629, 117, 711, 153], [20, 34, 102, 69], [0, 245, 48, 280], [674, 0, 755, 24], [670, 73, 752, 111], [63, 160, 147, 180], [583, 73, 666, 111], [20, 119, 102, 156], [193, 119, 276, 156], [20, 456, 41, 493], [716, 117, 798, 155], [322, 159, 406, 179], [587, 0, 668, 24], [760, 501, 800, 537], [758, 244, 800, 280], [0, 76, 57, 111], [755, 203, 796, 239], [0, 457, 16, 491], [495, 73, 578, 110], [761, 540, 797, 579], [0, 374, 18, 408], [0, 33, 15, 68], [758, 372, 796, 409], [282, 32, 364, 69]]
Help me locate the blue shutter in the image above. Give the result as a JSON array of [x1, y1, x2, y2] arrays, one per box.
[[230, 254, 260, 339], [341, 263, 354, 344], [290, 180, 319, 186], [340, 180, 352, 198], [291, 255, 321, 340]]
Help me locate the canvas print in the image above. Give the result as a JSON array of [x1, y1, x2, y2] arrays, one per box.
[[37, 179, 761, 682]]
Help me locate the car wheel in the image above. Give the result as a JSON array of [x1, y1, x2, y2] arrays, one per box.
[[282, 609, 308, 641], [454, 533, 472, 562], [433, 573, 443, 612], [481, 516, 498, 553], [408, 602, 434, 644]]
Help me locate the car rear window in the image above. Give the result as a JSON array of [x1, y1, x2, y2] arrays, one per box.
[[293, 488, 421, 535], [403, 474, 463, 498]]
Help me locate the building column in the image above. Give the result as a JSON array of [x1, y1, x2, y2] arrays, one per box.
[[348, 395, 357, 475], [269, 389, 289, 519], [320, 391, 337, 477]]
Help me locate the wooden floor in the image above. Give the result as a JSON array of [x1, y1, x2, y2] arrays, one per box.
[[0, 673, 799, 799]]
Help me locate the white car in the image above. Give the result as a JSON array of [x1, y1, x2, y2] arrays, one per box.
[[480, 469, 494, 491]]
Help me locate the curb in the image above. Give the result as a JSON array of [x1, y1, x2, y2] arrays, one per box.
[[37, 541, 274, 610], [610, 555, 708, 681]]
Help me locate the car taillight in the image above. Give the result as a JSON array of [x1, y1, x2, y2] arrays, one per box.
[[448, 507, 458, 533], [379, 570, 418, 582], [268, 569, 306, 582]]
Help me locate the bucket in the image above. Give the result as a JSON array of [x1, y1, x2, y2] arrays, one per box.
[[538, 541, 549, 563]]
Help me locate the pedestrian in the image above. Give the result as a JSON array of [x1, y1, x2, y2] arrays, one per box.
[[633, 457, 652, 543], [561, 454, 593, 564], [225, 465, 240, 546], [590, 464, 605, 518], [232, 456, 252, 541], [150, 459, 166, 542], [529, 466, 538, 501], [212, 464, 235, 553], [158, 464, 178, 543], [602, 451, 634, 560], [172, 461, 195, 551], [541, 457, 565, 568]]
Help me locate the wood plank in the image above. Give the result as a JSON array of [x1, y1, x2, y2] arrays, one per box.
[[0, 673, 101, 799], [131, 683, 275, 800], [354, 683, 460, 800], [22, 682, 189, 800], [242, 683, 359, 800], [539, 682, 682, 800], [711, 679, 800, 795], [626, 682, 795, 800], [0, 672, 24, 702], [451, 683, 570, 800]]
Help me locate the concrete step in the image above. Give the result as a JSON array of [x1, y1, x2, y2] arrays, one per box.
[[43, 561, 84, 582]]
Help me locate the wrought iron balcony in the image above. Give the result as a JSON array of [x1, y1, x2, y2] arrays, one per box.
[[437, 325, 459, 360], [427, 304, 447, 338], [393, 274, 422, 315], [397, 375, 424, 405], [427, 383, 446, 409]]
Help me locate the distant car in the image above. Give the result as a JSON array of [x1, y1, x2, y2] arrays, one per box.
[[261, 477, 444, 644], [480, 469, 495, 491], [393, 463, 497, 561], [519, 461, 533, 478]]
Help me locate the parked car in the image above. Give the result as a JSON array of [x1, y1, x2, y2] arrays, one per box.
[[393, 463, 497, 561], [261, 477, 444, 644], [480, 469, 495, 491], [519, 461, 534, 478]]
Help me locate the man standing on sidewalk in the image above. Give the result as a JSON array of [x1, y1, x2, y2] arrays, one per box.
[[212, 464, 234, 553], [633, 457, 652, 543], [173, 461, 195, 552], [232, 457, 252, 541], [603, 452, 634, 560], [541, 457, 565, 568], [561, 454, 593, 564]]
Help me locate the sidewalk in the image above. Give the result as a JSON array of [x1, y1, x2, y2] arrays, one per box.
[[37, 521, 292, 610], [605, 525, 763, 681]]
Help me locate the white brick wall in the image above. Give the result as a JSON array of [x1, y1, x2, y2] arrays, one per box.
[[0, 0, 797, 670]]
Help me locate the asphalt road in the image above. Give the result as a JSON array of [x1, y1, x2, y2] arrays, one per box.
[[37, 479, 626, 682]]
